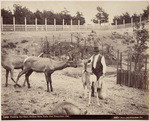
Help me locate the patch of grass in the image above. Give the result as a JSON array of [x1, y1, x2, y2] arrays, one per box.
[[2, 42, 16, 49], [3, 39, 7, 43], [63, 71, 82, 78], [21, 40, 28, 43]]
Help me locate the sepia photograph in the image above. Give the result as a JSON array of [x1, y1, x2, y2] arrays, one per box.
[[1, 0, 149, 120]]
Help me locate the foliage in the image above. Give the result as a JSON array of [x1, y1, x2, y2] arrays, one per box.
[[112, 12, 131, 25], [1, 4, 85, 25], [21, 40, 28, 43], [112, 6, 149, 25], [1, 8, 13, 24], [93, 6, 109, 24]]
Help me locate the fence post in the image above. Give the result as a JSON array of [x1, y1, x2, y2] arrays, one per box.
[[70, 19, 72, 31], [78, 20, 80, 31], [117, 50, 119, 84], [1, 16, 3, 31], [98, 20, 100, 30], [140, 14, 142, 26], [109, 23, 111, 30], [53, 35, 55, 56], [131, 17, 133, 27], [25, 17, 27, 31], [35, 18, 37, 31], [123, 19, 125, 28], [13, 16, 15, 31], [71, 33, 73, 43], [145, 57, 148, 89], [129, 55, 132, 87], [120, 52, 122, 70], [45, 18, 47, 31], [120, 52, 122, 85], [145, 56, 147, 73], [54, 19, 56, 31], [115, 20, 117, 29], [63, 19, 64, 31]]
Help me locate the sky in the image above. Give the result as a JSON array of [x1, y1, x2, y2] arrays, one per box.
[[1, 0, 149, 24]]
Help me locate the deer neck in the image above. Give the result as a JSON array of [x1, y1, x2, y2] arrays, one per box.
[[53, 60, 69, 71]]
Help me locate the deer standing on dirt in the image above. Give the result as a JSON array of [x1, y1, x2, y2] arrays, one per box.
[[51, 102, 87, 115], [1, 53, 43, 87], [82, 60, 100, 106], [15, 56, 77, 92], [1, 53, 28, 87]]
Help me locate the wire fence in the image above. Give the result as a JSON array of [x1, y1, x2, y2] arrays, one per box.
[[117, 51, 149, 90]]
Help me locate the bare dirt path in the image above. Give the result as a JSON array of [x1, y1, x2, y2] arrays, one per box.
[[1, 66, 149, 115]]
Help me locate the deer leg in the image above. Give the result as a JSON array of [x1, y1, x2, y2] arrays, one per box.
[[5, 69, 9, 87], [10, 69, 21, 87], [15, 69, 29, 87], [25, 70, 33, 88], [45, 72, 50, 92], [49, 74, 53, 92], [91, 82, 94, 97], [88, 88, 91, 106], [84, 85, 87, 98], [96, 89, 100, 106], [22, 68, 26, 87]]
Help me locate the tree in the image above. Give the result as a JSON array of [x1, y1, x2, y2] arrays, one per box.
[[1, 4, 86, 25], [60, 8, 72, 25], [112, 12, 131, 25], [13, 4, 34, 24], [142, 6, 149, 21], [126, 24, 148, 71], [93, 6, 109, 24], [1, 8, 13, 24], [43, 10, 54, 25], [76, 11, 85, 25], [34, 10, 44, 24]]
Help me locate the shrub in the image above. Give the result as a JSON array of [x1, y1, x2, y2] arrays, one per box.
[[21, 40, 28, 43]]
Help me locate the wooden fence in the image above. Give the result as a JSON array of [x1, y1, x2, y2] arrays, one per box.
[[1, 16, 148, 32], [117, 51, 149, 90]]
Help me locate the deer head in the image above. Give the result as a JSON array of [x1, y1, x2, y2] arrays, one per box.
[[65, 54, 77, 68]]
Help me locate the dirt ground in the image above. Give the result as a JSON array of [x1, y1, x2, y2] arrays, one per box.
[[1, 65, 149, 116], [1, 31, 149, 118]]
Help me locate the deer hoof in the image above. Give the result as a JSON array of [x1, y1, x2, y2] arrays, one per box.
[[5, 84, 8, 87]]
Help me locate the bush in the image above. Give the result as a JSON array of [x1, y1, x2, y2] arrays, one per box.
[[21, 40, 28, 43], [2, 42, 16, 49]]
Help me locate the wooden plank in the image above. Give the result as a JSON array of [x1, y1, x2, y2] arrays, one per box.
[[128, 55, 132, 87], [120, 52, 122, 69], [116, 50, 119, 84]]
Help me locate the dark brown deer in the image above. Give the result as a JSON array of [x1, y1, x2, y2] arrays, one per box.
[[51, 102, 87, 115], [15, 56, 77, 92]]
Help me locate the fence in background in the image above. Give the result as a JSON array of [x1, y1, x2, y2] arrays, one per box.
[[1, 16, 148, 32], [117, 51, 149, 90]]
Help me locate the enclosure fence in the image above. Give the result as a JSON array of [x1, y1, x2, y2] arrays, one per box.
[[116, 51, 149, 90], [1, 16, 148, 32]]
